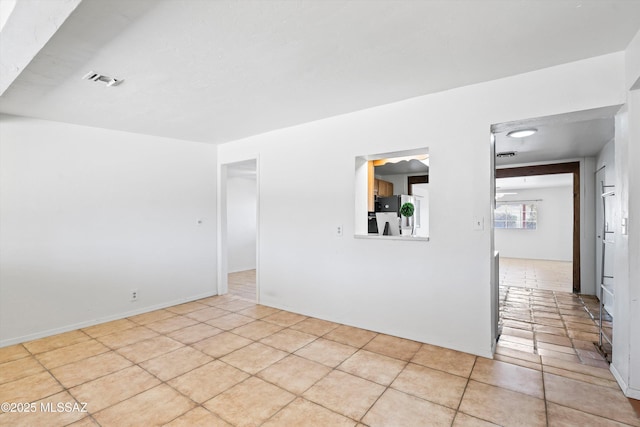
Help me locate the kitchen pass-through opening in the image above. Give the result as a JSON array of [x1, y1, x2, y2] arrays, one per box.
[[354, 147, 429, 239]]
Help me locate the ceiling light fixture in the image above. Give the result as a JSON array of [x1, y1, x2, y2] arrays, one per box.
[[506, 128, 537, 138], [82, 71, 124, 87]]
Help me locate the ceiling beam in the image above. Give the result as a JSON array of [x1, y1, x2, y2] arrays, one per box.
[[0, 0, 82, 95]]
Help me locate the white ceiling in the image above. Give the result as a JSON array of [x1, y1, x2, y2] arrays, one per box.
[[493, 105, 619, 166], [1, 0, 639, 145]]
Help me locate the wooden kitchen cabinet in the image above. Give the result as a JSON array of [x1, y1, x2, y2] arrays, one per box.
[[368, 160, 395, 211], [375, 179, 394, 197]]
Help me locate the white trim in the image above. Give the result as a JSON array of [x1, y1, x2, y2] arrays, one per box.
[[255, 155, 261, 304], [627, 388, 640, 400], [0, 291, 217, 348], [259, 299, 494, 359], [217, 163, 228, 295], [610, 363, 640, 399]]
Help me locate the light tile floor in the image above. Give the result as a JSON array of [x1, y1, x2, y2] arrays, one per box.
[[498, 258, 614, 362], [1, 273, 639, 426], [228, 270, 257, 301], [500, 257, 573, 293]]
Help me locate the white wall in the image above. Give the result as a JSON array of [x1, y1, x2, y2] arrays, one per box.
[[0, 115, 218, 346], [611, 27, 640, 398], [625, 31, 640, 399], [227, 176, 256, 272], [626, 84, 640, 398], [495, 186, 573, 261], [596, 140, 616, 186], [218, 53, 625, 358]]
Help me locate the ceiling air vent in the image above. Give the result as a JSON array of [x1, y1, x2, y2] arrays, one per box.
[[82, 71, 123, 87], [496, 151, 517, 158]]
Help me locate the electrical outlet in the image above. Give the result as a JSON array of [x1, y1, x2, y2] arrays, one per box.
[[336, 225, 343, 236], [131, 289, 138, 302], [473, 216, 484, 231]]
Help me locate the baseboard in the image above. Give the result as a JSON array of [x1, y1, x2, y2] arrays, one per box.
[[610, 363, 640, 399], [0, 291, 217, 348], [259, 297, 495, 359], [627, 388, 640, 400]]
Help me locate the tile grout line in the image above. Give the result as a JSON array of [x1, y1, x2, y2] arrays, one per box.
[[541, 343, 550, 427], [540, 360, 634, 426], [500, 284, 606, 367], [134, 308, 385, 426], [256, 329, 383, 426], [449, 355, 478, 426], [133, 317, 300, 425], [21, 331, 159, 426], [85, 305, 309, 425], [355, 336, 416, 425], [34, 300, 263, 425], [25, 336, 104, 427], [531, 290, 539, 355]]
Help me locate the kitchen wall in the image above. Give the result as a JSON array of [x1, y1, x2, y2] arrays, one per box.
[[495, 186, 573, 261], [378, 173, 427, 195], [0, 115, 218, 346], [227, 175, 257, 273], [218, 52, 625, 358]]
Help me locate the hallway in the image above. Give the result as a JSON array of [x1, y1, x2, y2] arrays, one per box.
[[495, 251, 640, 422], [228, 270, 256, 301], [498, 285, 608, 367], [498, 256, 610, 364]]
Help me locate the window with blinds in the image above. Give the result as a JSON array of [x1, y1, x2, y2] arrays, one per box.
[[495, 203, 537, 229]]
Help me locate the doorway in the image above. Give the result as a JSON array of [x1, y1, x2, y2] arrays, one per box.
[[490, 107, 621, 370], [496, 162, 580, 292], [220, 159, 258, 301]]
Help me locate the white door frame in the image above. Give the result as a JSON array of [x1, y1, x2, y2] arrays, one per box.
[[217, 157, 260, 301]]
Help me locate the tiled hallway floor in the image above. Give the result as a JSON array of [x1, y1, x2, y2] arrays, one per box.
[[228, 269, 256, 300], [498, 286, 612, 368], [500, 257, 573, 293], [1, 293, 639, 425]]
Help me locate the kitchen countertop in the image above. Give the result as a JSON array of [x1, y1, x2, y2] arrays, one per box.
[[354, 234, 429, 241]]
